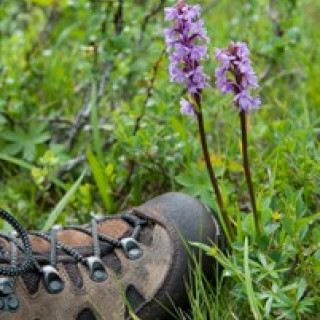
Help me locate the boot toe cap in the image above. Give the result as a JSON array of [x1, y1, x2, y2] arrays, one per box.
[[134, 192, 225, 319], [140, 192, 223, 248]]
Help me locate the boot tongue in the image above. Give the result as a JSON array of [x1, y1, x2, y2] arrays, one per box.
[[1, 218, 132, 253], [58, 219, 131, 248]]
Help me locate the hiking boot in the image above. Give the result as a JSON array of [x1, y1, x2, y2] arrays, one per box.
[[0, 192, 224, 320]]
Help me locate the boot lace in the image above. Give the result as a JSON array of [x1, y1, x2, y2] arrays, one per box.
[[0, 207, 146, 311]]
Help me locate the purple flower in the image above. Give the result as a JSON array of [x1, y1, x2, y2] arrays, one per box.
[[234, 90, 261, 112], [187, 66, 207, 93], [180, 98, 195, 116], [164, 7, 178, 21], [214, 42, 261, 112], [164, 1, 208, 115]]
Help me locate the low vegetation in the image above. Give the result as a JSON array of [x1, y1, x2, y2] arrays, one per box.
[[0, 0, 319, 318]]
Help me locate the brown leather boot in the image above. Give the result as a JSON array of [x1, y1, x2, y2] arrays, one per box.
[[0, 192, 224, 320]]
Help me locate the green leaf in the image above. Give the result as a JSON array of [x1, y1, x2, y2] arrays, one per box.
[[175, 165, 212, 197], [90, 82, 103, 163], [28, 0, 67, 7], [43, 170, 86, 231], [0, 153, 67, 190], [295, 212, 320, 232], [86, 147, 114, 212], [296, 278, 307, 302], [0, 153, 33, 170], [0, 123, 50, 161], [244, 237, 262, 320]]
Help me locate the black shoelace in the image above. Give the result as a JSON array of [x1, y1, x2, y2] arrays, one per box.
[[0, 207, 146, 311]]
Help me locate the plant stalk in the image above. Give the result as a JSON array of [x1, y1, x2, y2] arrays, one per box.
[[240, 110, 260, 236], [196, 108, 233, 238]]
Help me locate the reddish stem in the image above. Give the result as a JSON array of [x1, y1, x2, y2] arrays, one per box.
[[194, 97, 233, 238], [240, 111, 260, 236]]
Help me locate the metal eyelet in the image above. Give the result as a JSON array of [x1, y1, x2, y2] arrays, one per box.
[[0, 278, 19, 312], [86, 256, 107, 282], [120, 237, 143, 260], [0, 278, 13, 296], [51, 225, 62, 232], [90, 213, 105, 222], [42, 266, 64, 294]]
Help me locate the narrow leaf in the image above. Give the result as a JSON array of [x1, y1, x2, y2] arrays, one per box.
[[90, 82, 104, 163], [43, 170, 86, 231], [244, 237, 262, 320], [86, 148, 114, 212]]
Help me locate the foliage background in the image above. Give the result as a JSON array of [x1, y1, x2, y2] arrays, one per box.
[[0, 0, 319, 319]]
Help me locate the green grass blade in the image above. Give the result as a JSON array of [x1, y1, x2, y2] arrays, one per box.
[[90, 82, 104, 163], [86, 147, 114, 212], [236, 208, 243, 242], [43, 170, 86, 231], [244, 237, 262, 320], [0, 153, 33, 169]]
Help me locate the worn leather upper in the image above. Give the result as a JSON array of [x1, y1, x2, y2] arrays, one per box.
[[0, 192, 222, 320]]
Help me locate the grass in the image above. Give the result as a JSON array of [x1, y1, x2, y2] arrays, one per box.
[[0, 0, 319, 318]]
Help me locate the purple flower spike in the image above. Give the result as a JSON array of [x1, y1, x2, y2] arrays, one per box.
[[214, 42, 261, 112], [164, 0, 208, 115], [180, 98, 195, 116]]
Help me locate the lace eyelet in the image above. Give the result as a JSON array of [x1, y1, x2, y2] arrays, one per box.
[[120, 237, 143, 260], [0, 278, 19, 312], [42, 266, 64, 294], [90, 213, 105, 222], [86, 256, 108, 282], [0, 277, 13, 296], [6, 295, 19, 312]]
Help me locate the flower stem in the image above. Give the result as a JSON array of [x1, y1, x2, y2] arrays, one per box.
[[240, 110, 260, 236], [195, 108, 233, 239]]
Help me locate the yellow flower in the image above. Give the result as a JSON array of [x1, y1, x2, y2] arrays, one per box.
[[209, 246, 218, 256], [272, 211, 281, 221]]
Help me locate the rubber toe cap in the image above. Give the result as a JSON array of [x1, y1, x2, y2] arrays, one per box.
[[135, 192, 225, 319]]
